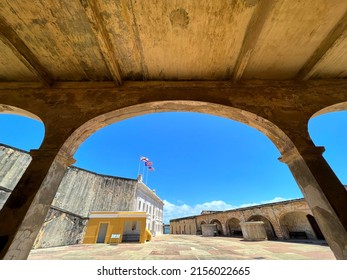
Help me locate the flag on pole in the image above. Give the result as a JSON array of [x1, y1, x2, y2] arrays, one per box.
[[145, 161, 153, 167], [148, 166, 155, 171], [140, 156, 149, 162]]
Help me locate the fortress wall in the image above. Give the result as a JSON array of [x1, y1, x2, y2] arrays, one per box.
[[171, 216, 197, 235], [34, 168, 138, 247], [33, 207, 88, 249], [52, 167, 137, 217], [171, 199, 318, 240], [0, 145, 139, 248], [0, 145, 31, 209]]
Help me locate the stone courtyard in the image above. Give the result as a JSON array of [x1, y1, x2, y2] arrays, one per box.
[[28, 234, 334, 260]]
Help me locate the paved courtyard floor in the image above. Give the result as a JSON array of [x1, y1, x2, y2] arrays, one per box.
[[28, 235, 335, 260]]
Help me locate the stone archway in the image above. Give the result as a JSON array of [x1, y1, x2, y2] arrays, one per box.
[[227, 218, 242, 237], [59, 101, 296, 157], [280, 211, 316, 240], [0, 104, 45, 148], [210, 219, 223, 236], [0, 105, 46, 209], [309, 103, 347, 191], [1, 98, 347, 259], [0, 104, 43, 122], [310, 101, 347, 118], [247, 215, 277, 240]]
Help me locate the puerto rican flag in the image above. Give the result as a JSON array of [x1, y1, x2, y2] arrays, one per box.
[[145, 161, 153, 167], [140, 156, 149, 162]]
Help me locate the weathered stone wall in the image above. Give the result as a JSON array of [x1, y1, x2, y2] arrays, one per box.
[[0, 144, 31, 209], [170, 216, 197, 234], [52, 167, 137, 217], [171, 199, 321, 241], [280, 211, 316, 239], [33, 207, 88, 249], [33, 168, 138, 247], [0, 145, 139, 248]]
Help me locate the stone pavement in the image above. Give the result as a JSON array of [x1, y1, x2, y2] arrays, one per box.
[[28, 235, 335, 260]]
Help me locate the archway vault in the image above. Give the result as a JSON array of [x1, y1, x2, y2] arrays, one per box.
[[61, 100, 295, 157], [0, 104, 45, 150], [0, 104, 42, 121], [310, 101, 347, 119]]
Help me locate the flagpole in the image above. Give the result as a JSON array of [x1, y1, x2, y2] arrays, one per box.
[[137, 157, 141, 176], [139, 156, 148, 178], [145, 167, 149, 185], [142, 161, 145, 177], [146, 166, 154, 186]]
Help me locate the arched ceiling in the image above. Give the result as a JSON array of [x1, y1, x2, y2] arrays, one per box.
[[0, 0, 346, 85]]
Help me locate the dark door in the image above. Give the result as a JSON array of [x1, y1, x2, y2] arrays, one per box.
[[96, 223, 108, 243]]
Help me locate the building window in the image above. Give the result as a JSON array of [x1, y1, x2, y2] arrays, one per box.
[[138, 201, 142, 211]]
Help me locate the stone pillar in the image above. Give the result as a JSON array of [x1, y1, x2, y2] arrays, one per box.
[[270, 220, 283, 239], [0, 149, 75, 259], [280, 146, 347, 259], [268, 206, 284, 239], [221, 222, 228, 236]]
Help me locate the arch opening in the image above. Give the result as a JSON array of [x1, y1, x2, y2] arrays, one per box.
[[0, 106, 45, 210], [2, 100, 317, 257], [63, 100, 302, 216], [0, 105, 45, 151], [61, 101, 296, 157], [309, 105, 347, 187], [227, 218, 243, 237], [280, 211, 316, 240], [36, 100, 306, 248], [247, 215, 277, 240], [210, 219, 223, 236]]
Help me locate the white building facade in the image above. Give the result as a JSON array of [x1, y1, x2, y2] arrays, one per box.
[[135, 176, 164, 236]]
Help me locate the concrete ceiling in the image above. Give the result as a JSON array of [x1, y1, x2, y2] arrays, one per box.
[[0, 0, 346, 85]]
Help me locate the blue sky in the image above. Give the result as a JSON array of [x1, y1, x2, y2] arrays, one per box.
[[0, 111, 346, 223]]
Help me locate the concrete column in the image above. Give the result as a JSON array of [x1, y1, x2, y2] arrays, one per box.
[[268, 206, 284, 239], [279, 146, 347, 259], [0, 149, 75, 259], [270, 220, 283, 239]]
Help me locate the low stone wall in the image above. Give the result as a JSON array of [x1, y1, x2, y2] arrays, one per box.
[[0, 144, 31, 209], [33, 207, 88, 249]]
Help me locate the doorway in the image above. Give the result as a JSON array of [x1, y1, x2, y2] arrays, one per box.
[[96, 223, 108, 243]]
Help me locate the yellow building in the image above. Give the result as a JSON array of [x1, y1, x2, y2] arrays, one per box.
[[83, 211, 151, 244]]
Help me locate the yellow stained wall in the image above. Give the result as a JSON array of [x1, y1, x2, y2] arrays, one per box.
[[83, 212, 149, 244]]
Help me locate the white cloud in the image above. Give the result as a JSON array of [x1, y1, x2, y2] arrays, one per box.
[[237, 197, 288, 209], [163, 197, 289, 224]]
